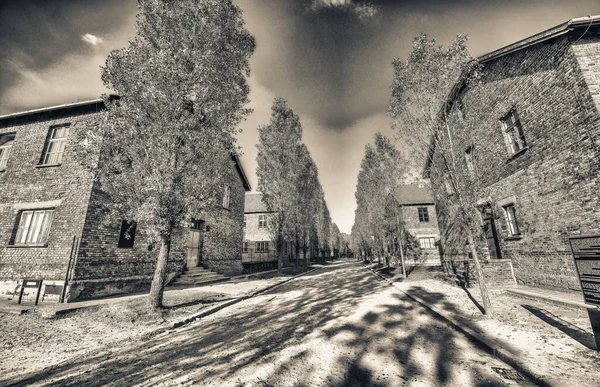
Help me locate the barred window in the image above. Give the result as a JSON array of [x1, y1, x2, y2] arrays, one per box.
[[0, 133, 15, 171], [501, 110, 526, 156], [419, 237, 436, 249], [242, 241, 249, 253], [13, 209, 55, 246], [41, 125, 70, 165], [418, 207, 429, 222]]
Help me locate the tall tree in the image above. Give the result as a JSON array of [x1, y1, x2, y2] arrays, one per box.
[[352, 133, 406, 265], [80, 0, 255, 309], [388, 33, 497, 315]]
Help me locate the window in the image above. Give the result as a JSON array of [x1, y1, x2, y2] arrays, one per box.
[[0, 133, 15, 171], [503, 204, 520, 236], [501, 110, 526, 156], [418, 207, 429, 222], [41, 125, 70, 165], [242, 241, 249, 253], [118, 220, 137, 248], [465, 145, 474, 172], [243, 216, 247, 229], [258, 214, 268, 229], [13, 209, 55, 246], [256, 241, 270, 252], [222, 185, 231, 209], [419, 237, 436, 249]]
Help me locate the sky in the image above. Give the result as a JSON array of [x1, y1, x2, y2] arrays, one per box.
[[1, 0, 600, 233]]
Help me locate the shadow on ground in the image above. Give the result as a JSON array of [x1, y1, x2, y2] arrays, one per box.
[[4, 262, 526, 387]]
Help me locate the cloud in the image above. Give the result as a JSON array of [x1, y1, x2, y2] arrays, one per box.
[[81, 33, 103, 46], [310, 0, 378, 19]]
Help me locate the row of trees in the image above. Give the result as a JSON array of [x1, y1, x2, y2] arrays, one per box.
[[256, 98, 341, 271]]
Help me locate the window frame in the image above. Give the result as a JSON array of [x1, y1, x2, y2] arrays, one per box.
[[242, 241, 249, 253], [256, 241, 270, 253], [418, 207, 430, 223], [0, 133, 16, 171], [418, 237, 436, 249], [258, 214, 268, 229], [40, 125, 70, 166], [503, 204, 520, 237], [500, 110, 527, 157], [222, 184, 231, 210], [12, 209, 55, 247]]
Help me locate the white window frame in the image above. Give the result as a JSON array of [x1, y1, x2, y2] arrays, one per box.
[[258, 214, 268, 229], [42, 126, 70, 166], [222, 184, 231, 209], [256, 241, 270, 252], [0, 133, 15, 171], [501, 110, 526, 156], [503, 204, 520, 236], [242, 241, 249, 253], [419, 237, 436, 249], [13, 209, 55, 246]]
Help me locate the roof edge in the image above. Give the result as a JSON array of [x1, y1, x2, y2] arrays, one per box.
[[478, 15, 600, 63], [232, 153, 251, 192], [0, 98, 106, 122]]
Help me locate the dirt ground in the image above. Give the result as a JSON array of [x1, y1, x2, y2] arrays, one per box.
[[394, 275, 600, 386], [3, 262, 537, 387], [0, 273, 294, 383]]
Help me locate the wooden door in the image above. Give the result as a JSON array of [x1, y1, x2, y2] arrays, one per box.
[[483, 216, 502, 260], [186, 219, 205, 268]]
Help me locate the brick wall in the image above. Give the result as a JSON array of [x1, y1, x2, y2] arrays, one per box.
[[401, 204, 442, 265], [0, 108, 100, 301], [434, 34, 600, 293]]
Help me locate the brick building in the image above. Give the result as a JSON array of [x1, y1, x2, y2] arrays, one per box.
[[242, 193, 280, 271], [389, 183, 442, 266], [0, 99, 251, 302], [429, 16, 600, 292]]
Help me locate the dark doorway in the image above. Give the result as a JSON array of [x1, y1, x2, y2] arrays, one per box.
[[186, 218, 205, 268], [481, 207, 502, 259]]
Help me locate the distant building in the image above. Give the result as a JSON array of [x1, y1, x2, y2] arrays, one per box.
[[242, 193, 287, 271], [428, 16, 600, 292], [0, 99, 250, 302], [389, 182, 442, 266]]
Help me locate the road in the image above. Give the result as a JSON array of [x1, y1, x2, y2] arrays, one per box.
[[9, 261, 533, 386]]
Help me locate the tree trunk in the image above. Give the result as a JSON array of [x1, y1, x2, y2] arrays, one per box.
[[149, 237, 171, 309], [398, 234, 407, 278], [466, 229, 493, 316]]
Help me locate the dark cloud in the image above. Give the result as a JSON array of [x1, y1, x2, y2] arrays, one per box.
[[0, 0, 136, 108]]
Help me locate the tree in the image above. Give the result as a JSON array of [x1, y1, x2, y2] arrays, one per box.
[[79, 0, 255, 309], [352, 133, 406, 265], [388, 33, 497, 315], [256, 97, 331, 268]]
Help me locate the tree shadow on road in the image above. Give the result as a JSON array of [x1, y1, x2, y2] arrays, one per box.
[[4, 263, 529, 387]]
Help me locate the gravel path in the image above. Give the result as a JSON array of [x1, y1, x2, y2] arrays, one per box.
[[4, 262, 532, 386]]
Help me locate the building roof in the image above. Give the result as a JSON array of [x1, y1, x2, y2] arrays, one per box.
[[0, 98, 109, 128], [391, 183, 434, 206], [232, 154, 251, 192], [478, 15, 600, 63], [244, 193, 270, 213]]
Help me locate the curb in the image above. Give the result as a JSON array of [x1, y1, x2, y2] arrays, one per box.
[[361, 264, 551, 387], [505, 288, 593, 311]]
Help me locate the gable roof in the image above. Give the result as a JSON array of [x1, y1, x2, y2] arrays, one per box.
[[391, 183, 434, 206], [244, 193, 269, 213], [231, 154, 251, 192]]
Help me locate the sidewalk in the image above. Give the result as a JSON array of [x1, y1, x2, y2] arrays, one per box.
[[364, 264, 600, 387], [0, 266, 319, 382]]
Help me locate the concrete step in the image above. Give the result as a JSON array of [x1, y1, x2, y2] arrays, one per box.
[[168, 276, 230, 289], [176, 274, 226, 283]]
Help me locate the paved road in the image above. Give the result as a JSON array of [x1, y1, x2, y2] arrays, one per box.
[[10, 262, 533, 386]]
